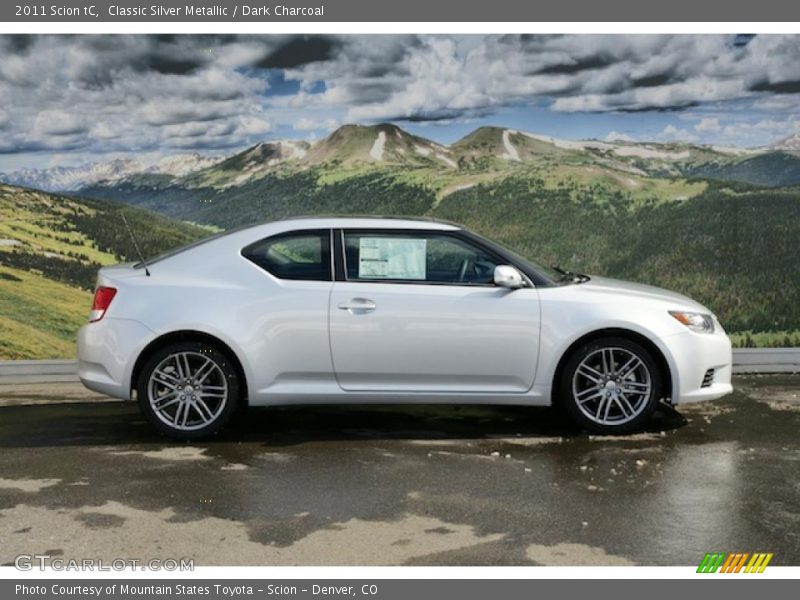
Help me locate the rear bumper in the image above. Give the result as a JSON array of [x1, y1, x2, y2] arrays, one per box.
[[660, 328, 733, 405], [77, 318, 156, 401]]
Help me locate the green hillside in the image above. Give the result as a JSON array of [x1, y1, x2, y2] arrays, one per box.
[[80, 164, 800, 338], [684, 152, 800, 187], [0, 184, 210, 359], [17, 123, 800, 350]]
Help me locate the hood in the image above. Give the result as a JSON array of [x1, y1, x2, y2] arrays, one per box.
[[580, 276, 710, 313]]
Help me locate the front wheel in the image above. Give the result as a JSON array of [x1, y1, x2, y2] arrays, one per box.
[[559, 337, 663, 435], [137, 341, 240, 440]]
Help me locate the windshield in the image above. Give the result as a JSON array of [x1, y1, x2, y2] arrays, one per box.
[[487, 239, 565, 281], [460, 229, 568, 284]]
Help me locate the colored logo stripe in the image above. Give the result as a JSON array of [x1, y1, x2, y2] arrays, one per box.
[[697, 552, 773, 573], [745, 553, 773, 573], [697, 553, 726, 573]]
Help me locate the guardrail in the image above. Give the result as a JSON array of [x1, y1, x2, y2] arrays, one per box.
[[0, 359, 81, 384], [731, 348, 800, 374], [1, 349, 798, 385]]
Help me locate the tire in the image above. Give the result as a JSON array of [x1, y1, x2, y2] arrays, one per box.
[[136, 341, 241, 441], [558, 336, 663, 435]]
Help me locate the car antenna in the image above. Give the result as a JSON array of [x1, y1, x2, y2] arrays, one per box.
[[120, 212, 150, 276]]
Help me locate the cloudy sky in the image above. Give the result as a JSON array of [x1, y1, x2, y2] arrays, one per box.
[[1, 33, 800, 170]]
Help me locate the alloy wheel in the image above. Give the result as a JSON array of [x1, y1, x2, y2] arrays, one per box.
[[571, 346, 653, 426], [146, 351, 229, 431]]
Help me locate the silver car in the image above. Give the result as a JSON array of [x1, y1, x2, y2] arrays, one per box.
[[78, 217, 733, 439]]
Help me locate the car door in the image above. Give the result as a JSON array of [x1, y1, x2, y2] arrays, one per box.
[[240, 229, 335, 396], [328, 229, 540, 393]]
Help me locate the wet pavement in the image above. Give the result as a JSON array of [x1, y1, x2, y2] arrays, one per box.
[[0, 375, 798, 566]]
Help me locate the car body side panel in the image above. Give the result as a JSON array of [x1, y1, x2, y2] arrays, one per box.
[[329, 282, 540, 393]]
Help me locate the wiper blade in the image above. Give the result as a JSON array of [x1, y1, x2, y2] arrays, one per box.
[[551, 264, 590, 283]]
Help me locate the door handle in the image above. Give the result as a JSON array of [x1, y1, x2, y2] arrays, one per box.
[[338, 298, 376, 313]]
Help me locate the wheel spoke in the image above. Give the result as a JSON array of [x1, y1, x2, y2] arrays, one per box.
[[154, 369, 179, 387], [617, 356, 642, 379], [182, 354, 194, 380], [577, 390, 603, 405], [612, 395, 630, 417], [153, 390, 179, 409], [180, 402, 190, 426], [194, 358, 215, 384], [622, 380, 649, 388], [172, 401, 185, 426], [576, 386, 601, 400], [618, 393, 636, 416], [173, 354, 185, 380], [603, 395, 613, 422], [619, 387, 648, 396], [594, 396, 607, 420], [194, 398, 215, 422], [577, 364, 603, 383]]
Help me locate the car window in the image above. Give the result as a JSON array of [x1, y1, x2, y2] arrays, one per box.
[[343, 231, 499, 285], [243, 230, 331, 281]]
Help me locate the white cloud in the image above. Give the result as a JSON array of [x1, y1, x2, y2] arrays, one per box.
[[233, 116, 272, 136], [694, 117, 721, 132], [2, 34, 800, 157], [605, 131, 635, 142], [293, 117, 339, 131], [33, 110, 86, 136], [657, 124, 698, 143]]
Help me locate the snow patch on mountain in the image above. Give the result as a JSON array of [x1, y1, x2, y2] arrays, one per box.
[[501, 130, 521, 162], [518, 130, 692, 160], [709, 145, 761, 156], [437, 153, 458, 168], [369, 131, 387, 161], [769, 133, 800, 152]]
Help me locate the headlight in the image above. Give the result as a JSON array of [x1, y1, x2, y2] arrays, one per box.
[[669, 310, 715, 333]]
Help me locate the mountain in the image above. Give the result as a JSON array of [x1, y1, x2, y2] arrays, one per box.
[[183, 140, 311, 189], [4, 123, 800, 347], [683, 151, 800, 187], [0, 153, 222, 192], [0, 183, 210, 359], [301, 123, 457, 169], [769, 133, 800, 153], [66, 123, 800, 341], [8, 124, 800, 195]]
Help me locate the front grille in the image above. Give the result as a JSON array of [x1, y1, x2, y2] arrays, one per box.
[[701, 368, 715, 388]]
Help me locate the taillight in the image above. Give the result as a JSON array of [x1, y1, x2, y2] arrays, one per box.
[[89, 287, 117, 322]]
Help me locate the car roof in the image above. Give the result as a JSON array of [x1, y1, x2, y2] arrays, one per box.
[[136, 216, 462, 269], [271, 215, 461, 231]]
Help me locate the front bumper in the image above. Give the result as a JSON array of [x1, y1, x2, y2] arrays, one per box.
[[77, 317, 156, 400], [660, 328, 733, 405]]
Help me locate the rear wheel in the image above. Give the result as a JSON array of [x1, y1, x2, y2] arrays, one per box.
[[137, 341, 240, 440], [559, 337, 663, 434]]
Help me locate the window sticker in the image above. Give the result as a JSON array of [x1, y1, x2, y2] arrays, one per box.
[[358, 237, 427, 280]]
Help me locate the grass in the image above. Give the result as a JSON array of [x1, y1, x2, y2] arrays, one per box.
[[729, 330, 800, 348], [0, 265, 90, 359]]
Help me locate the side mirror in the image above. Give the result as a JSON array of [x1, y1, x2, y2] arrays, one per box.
[[494, 265, 525, 289]]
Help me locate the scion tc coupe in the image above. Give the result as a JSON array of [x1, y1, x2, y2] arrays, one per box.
[[77, 217, 733, 439]]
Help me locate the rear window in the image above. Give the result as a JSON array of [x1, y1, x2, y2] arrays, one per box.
[[242, 229, 332, 281]]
